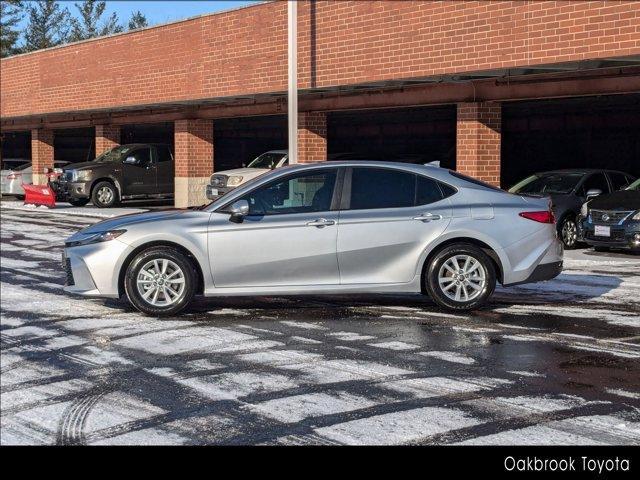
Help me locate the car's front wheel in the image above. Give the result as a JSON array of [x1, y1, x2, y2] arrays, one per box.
[[425, 243, 496, 311], [91, 181, 118, 208], [124, 247, 197, 316], [560, 216, 578, 249]]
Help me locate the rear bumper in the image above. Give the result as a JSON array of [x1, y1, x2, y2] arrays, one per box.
[[505, 260, 563, 286]]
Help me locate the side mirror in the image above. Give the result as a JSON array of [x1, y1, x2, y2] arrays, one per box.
[[586, 188, 602, 200], [123, 156, 138, 165], [228, 199, 249, 223]]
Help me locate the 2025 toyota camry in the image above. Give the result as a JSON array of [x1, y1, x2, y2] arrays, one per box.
[[63, 162, 563, 316]]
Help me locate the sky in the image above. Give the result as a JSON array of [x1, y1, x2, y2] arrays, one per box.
[[19, 1, 258, 31]]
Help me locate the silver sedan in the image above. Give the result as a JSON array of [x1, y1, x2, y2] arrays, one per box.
[[63, 161, 563, 316]]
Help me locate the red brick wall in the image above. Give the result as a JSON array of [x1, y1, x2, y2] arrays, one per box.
[[31, 129, 54, 185], [95, 125, 120, 155], [174, 119, 214, 177], [298, 111, 327, 163], [2, 1, 639, 119], [456, 102, 502, 186]]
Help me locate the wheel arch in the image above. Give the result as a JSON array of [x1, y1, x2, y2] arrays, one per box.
[[420, 237, 505, 291], [90, 177, 121, 200], [118, 241, 205, 297]]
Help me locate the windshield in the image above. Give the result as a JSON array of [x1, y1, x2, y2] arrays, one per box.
[[627, 178, 640, 191], [509, 173, 584, 195], [94, 145, 134, 163], [247, 152, 286, 169]]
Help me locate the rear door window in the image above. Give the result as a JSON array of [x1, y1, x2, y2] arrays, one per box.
[[350, 168, 416, 210]]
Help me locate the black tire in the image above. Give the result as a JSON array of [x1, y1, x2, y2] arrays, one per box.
[[424, 243, 496, 311], [68, 198, 89, 207], [91, 181, 119, 208], [124, 247, 197, 316], [559, 215, 578, 249]]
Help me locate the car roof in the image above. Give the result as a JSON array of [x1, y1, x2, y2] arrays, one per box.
[[534, 169, 631, 175]]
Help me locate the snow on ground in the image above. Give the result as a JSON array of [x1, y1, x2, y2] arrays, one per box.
[[1, 207, 639, 445], [1, 200, 147, 219]]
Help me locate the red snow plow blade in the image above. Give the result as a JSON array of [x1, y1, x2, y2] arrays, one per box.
[[22, 183, 56, 208]]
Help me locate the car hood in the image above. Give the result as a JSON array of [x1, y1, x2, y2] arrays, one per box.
[[215, 168, 269, 177], [588, 190, 640, 211], [63, 160, 111, 171], [70, 209, 194, 238]]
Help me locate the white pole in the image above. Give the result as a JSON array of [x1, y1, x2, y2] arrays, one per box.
[[288, 0, 298, 164]]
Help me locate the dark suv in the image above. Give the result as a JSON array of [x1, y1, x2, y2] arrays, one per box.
[[53, 144, 174, 208], [508, 169, 636, 248]]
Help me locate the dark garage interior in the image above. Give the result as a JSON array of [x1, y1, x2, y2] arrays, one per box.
[[214, 115, 287, 171], [0, 131, 31, 165], [121, 123, 175, 148], [54, 127, 95, 164], [327, 106, 457, 169], [502, 93, 640, 189]]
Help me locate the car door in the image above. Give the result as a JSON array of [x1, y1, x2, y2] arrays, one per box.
[[337, 167, 452, 285], [121, 146, 156, 196], [153, 145, 174, 195], [208, 168, 341, 288]]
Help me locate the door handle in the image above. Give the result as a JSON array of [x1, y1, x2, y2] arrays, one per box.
[[413, 212, 442, 222], [306, 218, 335, 227]]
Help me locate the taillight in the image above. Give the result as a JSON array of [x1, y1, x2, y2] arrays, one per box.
[[519, 210, 555, 224]]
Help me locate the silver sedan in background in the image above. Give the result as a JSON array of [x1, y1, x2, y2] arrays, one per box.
[[63, 161, 563, 316]]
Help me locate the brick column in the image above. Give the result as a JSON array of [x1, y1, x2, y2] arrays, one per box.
[[456, 102, 501, 186], [95, 125, 120, 155], [31, 129, 54, 185], [298, 111, 327, 163], [174, 119, 214, 207]]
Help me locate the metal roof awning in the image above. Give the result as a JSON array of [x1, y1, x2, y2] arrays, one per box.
[[2, 55, 639, 130]]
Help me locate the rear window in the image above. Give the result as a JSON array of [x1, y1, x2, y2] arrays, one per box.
[[449, 170, 502, 191]]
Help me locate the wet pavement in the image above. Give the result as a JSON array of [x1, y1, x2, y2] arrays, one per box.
[[1, 207, 639, 445]]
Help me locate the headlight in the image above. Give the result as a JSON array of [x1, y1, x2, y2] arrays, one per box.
[[580, 202, 589, 217], [633, 211, 640, 220], [70, 170, 91, 182], [227, 176, 243, 187], [66, 229, 126, 247]]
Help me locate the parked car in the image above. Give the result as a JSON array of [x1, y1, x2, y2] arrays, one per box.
[[206, 150, 288, 200], [1, 160, 69, 198], [508, 169, 635, 249], [63, 161, 563, 316], [578, 178, 640, 252], [52, 144, 174, 208]]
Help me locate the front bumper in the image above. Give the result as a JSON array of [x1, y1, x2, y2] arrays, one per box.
[[206, 184, 234, 200], [581, 221, 640, 250], [52, 180, 91, 201], [62, 239, 132, 298]]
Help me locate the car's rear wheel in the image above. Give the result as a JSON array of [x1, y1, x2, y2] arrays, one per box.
[[425, 243, 496, 311], [68, 198, 89, 207], [91, 181, 118, 208], [560, 216, 578, 249], [124, 247, 197, 316]]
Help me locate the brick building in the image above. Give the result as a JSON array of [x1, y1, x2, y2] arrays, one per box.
[[1, 0, 639, 206]]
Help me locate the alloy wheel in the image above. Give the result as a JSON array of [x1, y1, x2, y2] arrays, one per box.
[[136, 258, 186, 307], [562, 219, 577, 247], [97, 186, 114, 205], [437, 254, 486, 302]]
